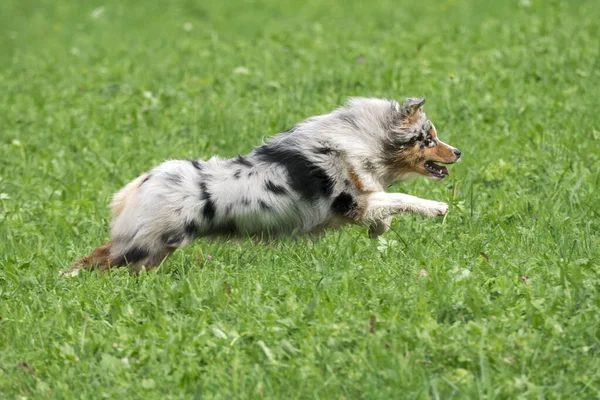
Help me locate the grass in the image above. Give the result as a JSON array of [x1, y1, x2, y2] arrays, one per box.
[[1, 0, 600, 398]]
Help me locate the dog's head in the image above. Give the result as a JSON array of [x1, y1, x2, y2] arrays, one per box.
[[381, 97, 461, 184]]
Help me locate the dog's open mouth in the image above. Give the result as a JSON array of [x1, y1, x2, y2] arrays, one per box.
[[424, 161, 450, 179]]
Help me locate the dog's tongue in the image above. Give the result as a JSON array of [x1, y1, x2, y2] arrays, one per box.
[[440, 165, 449, 176]]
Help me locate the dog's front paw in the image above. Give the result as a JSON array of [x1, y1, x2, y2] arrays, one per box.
[[419, 201, 448, 217], [433, 201, 448, 216]]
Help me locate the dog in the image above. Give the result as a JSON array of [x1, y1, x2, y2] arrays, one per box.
[[64, 97, 461, 275]]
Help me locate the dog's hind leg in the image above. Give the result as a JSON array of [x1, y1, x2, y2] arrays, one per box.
[[61, 242, 124, 276], [73, 243, 174, 276], [62, 243, 174, 276], [63, 173, 153, 276], [110, 245, 176, 274]]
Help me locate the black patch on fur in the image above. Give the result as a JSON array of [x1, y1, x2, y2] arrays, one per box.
[[190, 160, 203, 170], [209, 219, 238, 237], [199, 181, 209, 197], [185, 221, 202, 239], [122, 247, 148, 264], [255, 145, 333, 201], [232, 155, 253, 167], [203, 200, 216, 220], [264, 180, 288, 195], [241, 198, 251, 206], [259, 200, 271, 210], [331, 192, 358, 218], [314, 146, 334, 155], [199, 182, 216, 220], [141, 175, 151, 185], [233, 169, 242, 179]]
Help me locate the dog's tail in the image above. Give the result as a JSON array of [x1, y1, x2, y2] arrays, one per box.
[[62, 173, 150, 276]]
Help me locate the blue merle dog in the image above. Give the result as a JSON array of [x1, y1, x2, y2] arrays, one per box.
[[65, 97, 461, 275]]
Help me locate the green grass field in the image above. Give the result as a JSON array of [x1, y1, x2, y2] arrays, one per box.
[[1, 0, 600, 398]]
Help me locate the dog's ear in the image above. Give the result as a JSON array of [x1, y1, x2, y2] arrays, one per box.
[[399, 97, 426, 125]]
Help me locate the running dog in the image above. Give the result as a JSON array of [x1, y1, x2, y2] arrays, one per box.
[[65, 97, 461, 275]]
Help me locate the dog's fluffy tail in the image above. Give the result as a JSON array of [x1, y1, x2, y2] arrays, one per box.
[[62, 173, 150, 276]]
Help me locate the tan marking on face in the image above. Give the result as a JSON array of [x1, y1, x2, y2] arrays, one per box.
[[388, 145, 425, 177], [387, 137, 459, 180], [429, 126, 438, 139], [423, 140, 457, 164]]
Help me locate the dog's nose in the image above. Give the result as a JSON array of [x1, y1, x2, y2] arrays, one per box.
[[454, 149, 462, 158]]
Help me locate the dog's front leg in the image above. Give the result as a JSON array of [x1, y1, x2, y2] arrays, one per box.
[[362, 192, 448, 225]]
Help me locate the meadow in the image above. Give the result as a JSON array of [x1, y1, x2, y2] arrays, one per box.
[[1, 0, 599, 398]]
